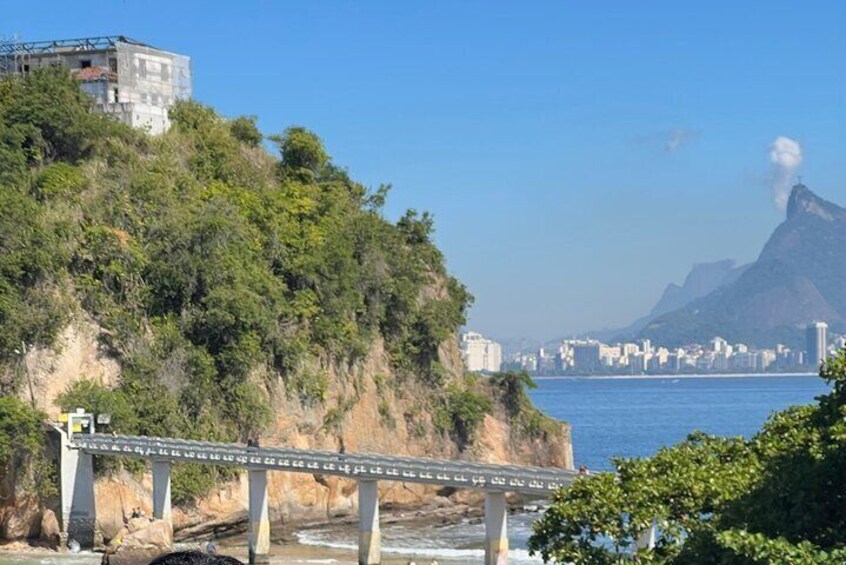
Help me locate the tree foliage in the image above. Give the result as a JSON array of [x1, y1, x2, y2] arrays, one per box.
[[529, 349, 846, 564], [0, 69, 473, 502], [0, 397, 55, 497]]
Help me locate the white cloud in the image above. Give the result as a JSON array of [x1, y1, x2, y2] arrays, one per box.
[[663, 128, 700, 153], [768, 136, 802, 210]]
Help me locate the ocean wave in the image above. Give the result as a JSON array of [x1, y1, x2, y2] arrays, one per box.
[[295, 532, 543, 563]]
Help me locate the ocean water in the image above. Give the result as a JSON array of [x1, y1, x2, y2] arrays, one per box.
[[2, 375, 829, 565], [295, 374, 829, 563], [530, 374, 830, 472]]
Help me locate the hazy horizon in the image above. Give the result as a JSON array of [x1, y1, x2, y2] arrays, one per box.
[[7, 0, 845, 341]]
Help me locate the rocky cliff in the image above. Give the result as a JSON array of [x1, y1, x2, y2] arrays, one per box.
[[3, 316, 572, 543]]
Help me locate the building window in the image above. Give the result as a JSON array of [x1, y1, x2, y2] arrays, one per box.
[[109, 58, 117, 73], [80, 60, 92, 69], [160, 63, 170, 81], [113, 88, 119, 103], [151, 93, 159, 105], [138, 58, 147, 78]]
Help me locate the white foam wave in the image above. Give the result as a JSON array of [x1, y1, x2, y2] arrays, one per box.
[[296, 531, 543, 562]]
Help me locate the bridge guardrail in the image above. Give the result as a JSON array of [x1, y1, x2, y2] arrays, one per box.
[[73, 434, 576, 495]]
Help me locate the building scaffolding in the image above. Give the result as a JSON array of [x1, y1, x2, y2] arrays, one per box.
[[0, 35, 191, 135]]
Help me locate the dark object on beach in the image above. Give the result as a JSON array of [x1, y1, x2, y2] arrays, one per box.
[[149, 550, 245, 565]]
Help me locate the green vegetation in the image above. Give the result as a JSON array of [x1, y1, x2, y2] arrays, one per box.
[[434, 377, 494, 449], [0, 397, 56, 498], [0, 69, 472, 502], [529, 349, 846, 564]]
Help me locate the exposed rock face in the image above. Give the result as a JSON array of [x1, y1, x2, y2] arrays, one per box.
[[10, 316, 120, 419], [0, 457, 42, 541], [39, 509, 60, 547], [113, 519, 173, 552], [0, 494, 40, 540], [1, 318, 572, 542]]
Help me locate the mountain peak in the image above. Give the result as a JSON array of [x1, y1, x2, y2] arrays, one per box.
[[786, 183, 842, 222]]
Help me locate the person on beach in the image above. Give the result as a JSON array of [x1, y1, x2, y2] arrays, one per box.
[[149, 550, 245, 565]]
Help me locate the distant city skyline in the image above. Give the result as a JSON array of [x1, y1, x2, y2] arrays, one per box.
[[6, 1, 845, 341], [501, 321, 841, 376]]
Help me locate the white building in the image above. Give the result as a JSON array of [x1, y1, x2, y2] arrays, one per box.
[[0, 36, 191, 134], [806, 321, 828, 369], [460, 332, 502, 373]]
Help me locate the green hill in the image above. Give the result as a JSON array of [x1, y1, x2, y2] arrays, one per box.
[[0, 70, 568, 507]]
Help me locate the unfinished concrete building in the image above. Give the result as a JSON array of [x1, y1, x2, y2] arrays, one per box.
[[0, 35, 191, 134]]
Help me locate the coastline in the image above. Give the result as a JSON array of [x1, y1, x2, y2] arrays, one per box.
[[0, 500, 544, 565], [533, 372, 816, 380]]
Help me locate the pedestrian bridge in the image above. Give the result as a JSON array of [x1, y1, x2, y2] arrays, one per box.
[[56, 419, 576, 565]]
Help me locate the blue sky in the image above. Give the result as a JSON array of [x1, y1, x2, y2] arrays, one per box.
[[5, 1, 845, 341]]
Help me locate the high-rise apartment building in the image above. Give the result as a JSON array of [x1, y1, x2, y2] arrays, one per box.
[[460, 332, 502, 373], [806, 321, 828, 369]]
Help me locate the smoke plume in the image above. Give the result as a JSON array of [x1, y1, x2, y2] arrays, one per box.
[[769, 136, 802, 210]]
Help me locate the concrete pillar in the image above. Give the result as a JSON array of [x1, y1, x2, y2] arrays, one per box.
[[59, 428, 96, 549], [152, 460, 172, 523], [248, 469, 270, 565], [358, 480, 380, 565], [484, 491, 508, 565]]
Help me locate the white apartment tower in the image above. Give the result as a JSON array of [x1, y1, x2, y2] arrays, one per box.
[[460, 332, 503, 373], [806, 321, 828, 369], [0, 36, 191, 134]]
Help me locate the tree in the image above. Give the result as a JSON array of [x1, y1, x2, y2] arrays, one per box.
[[229, 115, 262, 148], [529, 348, 846, 564], [271, 126, 328, 177]]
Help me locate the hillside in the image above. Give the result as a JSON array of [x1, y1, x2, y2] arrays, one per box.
[[0, 69, 571, 541], [640, 183, 846, 347], [586, 260, 747, 343]]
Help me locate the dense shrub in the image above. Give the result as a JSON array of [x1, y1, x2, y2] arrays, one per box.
[[0, 397, 55, 497]]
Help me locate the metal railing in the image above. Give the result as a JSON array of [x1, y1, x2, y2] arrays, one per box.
[[73, 434, 576, 495]]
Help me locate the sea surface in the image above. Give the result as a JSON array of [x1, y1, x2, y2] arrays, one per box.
[[2, 374, 829, 565], [285, 374, 831, 563], [530, 373, 830, 472]]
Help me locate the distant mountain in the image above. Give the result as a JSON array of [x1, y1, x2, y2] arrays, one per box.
[[584, 260, 746, 343], [649, 260, 747, 319], [639, 184, 846, 348]]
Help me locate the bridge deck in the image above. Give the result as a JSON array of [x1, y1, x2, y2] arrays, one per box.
[[73, 434, 576, 495]]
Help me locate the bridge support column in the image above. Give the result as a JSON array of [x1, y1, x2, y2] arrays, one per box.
[[152, 460, 172, 524], [358, 480, 380, 565], [484, 491, 508, 565], [248, 469, 270, 565], [59, 428, 96, 549]]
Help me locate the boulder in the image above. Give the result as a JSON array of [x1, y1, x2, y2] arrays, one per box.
[[107, 526, 130, 551], [116, 519, 172, 552], [1, 495, 40, 539], [127, 516, 150, 533], [39, 509, 60, 546]]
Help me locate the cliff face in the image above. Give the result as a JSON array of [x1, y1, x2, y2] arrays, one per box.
[[4, 317, 571, 542], [640, 184, 846, 347]]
